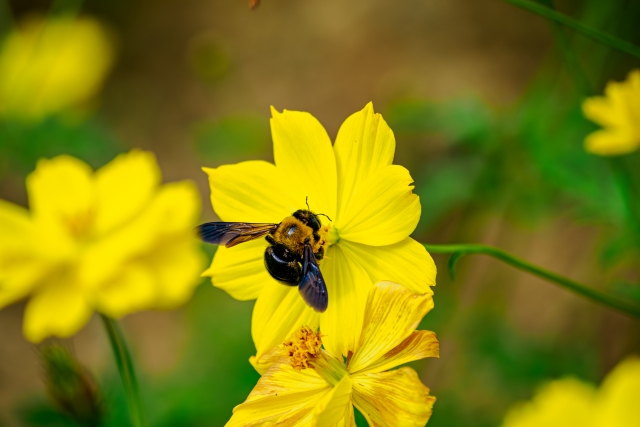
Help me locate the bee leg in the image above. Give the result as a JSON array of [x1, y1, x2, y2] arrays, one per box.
[[313, 232, 321, 242], [314, 246, 325, 261], [265, 234, 277, 245]]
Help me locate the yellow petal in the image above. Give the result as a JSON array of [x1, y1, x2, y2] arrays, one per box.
[[336, 165, 419, 246], [594, 357, 640, 427], [360, 330, 439, 375], [79, 181, 199, 290], [204, 160, 302, 223], [333, 103, 395, 222], [584, 129, 639, 156], [94, 263, 156, 318], [314, 375, 353, 427], [205, 238, 271, 301], [26, 155, 94, 240], [319, 245, 371, 360], [226, 359, 330, 427], [339, 238, 436, 294], [347, 282, 433, 374], [0, 199, 44, 305], [148, 237, 206, 309], [94, 150, 161, 235], [23, 278, 93, 342], [351, 367, 435, 427], [252, 282, 320, 373], [501, 378, 596, 427], [271, 107, 337, 220]]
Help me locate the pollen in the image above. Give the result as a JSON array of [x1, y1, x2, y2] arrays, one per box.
[[283, 326, 323, 371]]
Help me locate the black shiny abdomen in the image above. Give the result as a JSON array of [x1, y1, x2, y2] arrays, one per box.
[[264, 245, 301, 286]]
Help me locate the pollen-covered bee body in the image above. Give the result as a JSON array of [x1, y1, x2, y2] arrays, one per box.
[[196, 208, 330, 312], [268, 210, 327, 261]]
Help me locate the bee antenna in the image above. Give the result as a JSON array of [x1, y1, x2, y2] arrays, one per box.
[[317, 213, 332, 222], [305, 196, 310, 211]]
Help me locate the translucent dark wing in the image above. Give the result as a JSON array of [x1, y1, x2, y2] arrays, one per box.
[[298, 243, 328, 313], [196, 222, 278, 248]]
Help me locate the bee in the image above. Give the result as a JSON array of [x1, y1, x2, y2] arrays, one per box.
[[196, 204, 330, 312]]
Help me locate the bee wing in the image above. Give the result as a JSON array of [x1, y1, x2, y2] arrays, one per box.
[[298, 243, 328, 313], [196, 222, 278, 248]]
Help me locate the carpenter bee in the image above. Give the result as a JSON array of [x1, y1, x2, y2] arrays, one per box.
[[196, 205, 330, 312]]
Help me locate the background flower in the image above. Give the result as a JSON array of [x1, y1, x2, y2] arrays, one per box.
[[0, 14, 114, 122], [501, 357, 640, 427], [227, 281, 439, 427], [0, 150, 206, 342], [203, 103, 436, 370], [582, 69, 640, 156]]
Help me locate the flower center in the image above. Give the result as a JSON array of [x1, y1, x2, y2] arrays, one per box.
[[327, 225, 339, 245], [63, 209, 95, 239], [283, 326, 323, 371], [284, 326, 347, 386]]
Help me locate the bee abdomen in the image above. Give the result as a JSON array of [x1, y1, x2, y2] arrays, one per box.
[[264, 245, 301, 286]]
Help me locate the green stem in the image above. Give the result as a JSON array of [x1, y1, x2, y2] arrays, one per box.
[[100, 315, 146, 427], [424, 243, 640, 318], [501, 0, 640, 59], [538, 0, 591, 95]]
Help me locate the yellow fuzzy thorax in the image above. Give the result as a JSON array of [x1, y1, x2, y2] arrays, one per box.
[[272, 216, 329, 256]]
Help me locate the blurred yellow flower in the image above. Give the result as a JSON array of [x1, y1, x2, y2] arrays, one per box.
[[0, 150, 206, 342], [226, 281, 439, 427], [0, 14, 114, 121], [202, 103, 436, 371], [582, 70, 640, 156], [502, 357, 640, 427]]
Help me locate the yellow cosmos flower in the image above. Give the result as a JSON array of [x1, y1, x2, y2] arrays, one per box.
[[582, 70, 640, 156], [202, 103, 436, 371], [502, 357, 640, 427], [226, 281, 439, 427], [0, 150, 205, 342], [0, 14, 114, 121]]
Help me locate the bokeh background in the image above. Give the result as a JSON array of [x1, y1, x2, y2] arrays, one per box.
[[1, 0, 640, 426]]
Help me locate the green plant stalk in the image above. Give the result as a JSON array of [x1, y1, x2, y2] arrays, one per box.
[[424, 243, 640, 318], [100, 315, 146, 427], [501, 0, 640, 59], [538, 0, 591, 95]]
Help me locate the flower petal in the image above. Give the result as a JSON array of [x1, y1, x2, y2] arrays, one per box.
[[26, 155, 95, 233], [501, 378, 595, 427], [320, 245, 371, 360], [226, 359, 330, 427], [314, 375, 353, 427], [0, 199, 44, 306], [94, 150, 161, 235], [336, 165, 419, 246], [347, 282, 433, 374], [204, 160, 302, 223], [351, 367, 435, 427], [205, 239, 271, 301], [333, 103, 395, 222], [584, 129, 639, 156], [271, 107, 337, 220], [23, 278, 92, 342], [594, 357, 640, 427], [339, 238, 436, 294], [359, 331, 439, 375], [94, 263, 156, 318], [252, 282, 320, 373]]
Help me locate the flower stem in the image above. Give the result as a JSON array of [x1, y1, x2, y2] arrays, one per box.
[[423, 243, 640, 318], [501, 0, 640, 59], [100, 315, 146, 427]]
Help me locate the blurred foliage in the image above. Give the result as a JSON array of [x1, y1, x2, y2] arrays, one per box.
[[0, 117, 122, 178]]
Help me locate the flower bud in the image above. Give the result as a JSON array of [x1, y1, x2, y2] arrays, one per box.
[[41, 345, 102, 426]]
